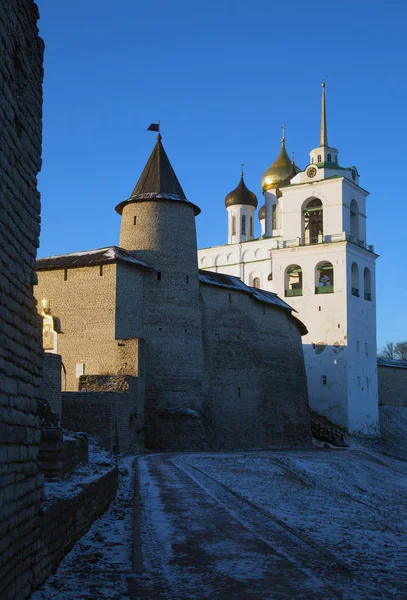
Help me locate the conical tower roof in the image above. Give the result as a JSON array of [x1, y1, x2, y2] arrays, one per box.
[[115, 134, 200, 215]]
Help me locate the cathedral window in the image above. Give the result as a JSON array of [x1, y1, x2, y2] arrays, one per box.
[[133, 215, 137, 225], [351, 262, 359, 296], [157, 271, 162, 281], [272, 204, 277, 230], [364, 267, 372, 301], [253, 277, 260, 289], [327, 153, 331, 162], [317, 154, 321, 163], [232, 215, 236, 236], [186, 274, 189, 284], [64, 269, 68, 281], [250, 216, 253, 237], [315, 261, 334, 294], [311, 157, 314, 163], [350, 199, 359, 239], [335, 156, 338, 163], [99, 265, 103, 276], [241, 215, 246, 235], [303, 198, 323, 245], [285, 265, 303, 297]]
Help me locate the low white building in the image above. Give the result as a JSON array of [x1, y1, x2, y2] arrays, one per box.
[[198, 84, 379, 435]]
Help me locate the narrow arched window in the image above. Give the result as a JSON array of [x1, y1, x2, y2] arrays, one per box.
[[232, 215, 236, 236], [250, 216, 253, 237], [350, 199, 359, 239], [351, 262, 359, 297], [317, 154, 321, 163], [327, 153, 331, 162], [285, 265, 303, 297], [253, 277, 260, 289], [311, 157, 314, 163], [364, 267, 372, 301], [315, 262, 334, 294], [303, 198, 323, 245], [241, 215, 246, 235], [335, 156, 338, 163], [272, 204, 277, 230]]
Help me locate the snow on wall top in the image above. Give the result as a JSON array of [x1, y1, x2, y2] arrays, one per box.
[[377, 357, 407, 370], [36, 246, 152, 272]]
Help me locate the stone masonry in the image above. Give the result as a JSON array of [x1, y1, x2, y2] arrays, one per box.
[[0, 1, 45, 598]]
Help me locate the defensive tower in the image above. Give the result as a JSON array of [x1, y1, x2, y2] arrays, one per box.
[[116, 133, 205, 449]]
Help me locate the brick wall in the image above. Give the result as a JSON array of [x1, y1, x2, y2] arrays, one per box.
[[40, 353, 62, 417], [38, 428, 88, 479], [62, 375, 144, 452], [0, 1, 45, 599], [33, 466, 118, 592], [378, 366, 407, 407]]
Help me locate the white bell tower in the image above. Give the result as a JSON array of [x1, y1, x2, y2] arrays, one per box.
[[269, 83, 379, 435]]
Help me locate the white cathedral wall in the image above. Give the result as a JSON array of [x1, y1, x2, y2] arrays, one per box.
[[345, 247, 379, 434], [271, 242, 350, 428]]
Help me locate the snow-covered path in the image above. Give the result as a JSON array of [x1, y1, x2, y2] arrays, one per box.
[[129, 450, 407, 599]]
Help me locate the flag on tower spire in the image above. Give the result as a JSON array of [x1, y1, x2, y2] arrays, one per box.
[[320, 81, 328, 147]]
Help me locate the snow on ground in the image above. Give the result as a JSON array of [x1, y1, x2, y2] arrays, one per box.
[[32, 454, 136, 600], [43, 441, 114, 507], [177, 447, 407, 574]]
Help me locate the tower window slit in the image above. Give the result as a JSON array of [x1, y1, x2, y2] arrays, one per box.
[[250, 216, 253, 237], [133, 215, 137, 225], [99, 265, 103, 276], [157, 271, 161, 281], [64, 269, 68, 281], [232, 215, 236, 236], [241, 215, 246, 235]]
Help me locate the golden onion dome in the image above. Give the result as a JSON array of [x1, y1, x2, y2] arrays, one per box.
[[258, 204, 266, 221], [261, 138, 293, 192], [225, 173, 258, 209]]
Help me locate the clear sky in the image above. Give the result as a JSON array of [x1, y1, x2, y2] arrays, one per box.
[[36, 0, 407, 350]]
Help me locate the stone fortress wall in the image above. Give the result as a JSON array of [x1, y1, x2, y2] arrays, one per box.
[[35, 263, 144, 390], [0, 2, 45, 598], [200, 284, 310, 448], [378, 361, 407, 408]]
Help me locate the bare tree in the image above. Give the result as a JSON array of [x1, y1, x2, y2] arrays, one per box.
[[379, 341, 407, 361], [379, 342, 396, 359], [395, 341, 407, 361]]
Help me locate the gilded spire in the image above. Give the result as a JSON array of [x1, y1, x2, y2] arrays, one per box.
[[281, 124, 286, 145], [320, 81, 328, 147]]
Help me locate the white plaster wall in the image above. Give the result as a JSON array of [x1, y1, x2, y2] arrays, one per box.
[[346, 247, 379, 434], [227, 204, 255, 244], [271, 242, 349, 428]]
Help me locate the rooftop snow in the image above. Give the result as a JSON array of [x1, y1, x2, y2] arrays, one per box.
[[36, 246, 151, 272], [377, 357, 407, 369], [198, 270, 307, 334]]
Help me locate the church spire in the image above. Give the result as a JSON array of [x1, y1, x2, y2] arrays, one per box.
[[320, 81, 328, 147]]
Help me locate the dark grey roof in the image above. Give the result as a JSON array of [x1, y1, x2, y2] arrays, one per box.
[[198, 270, 307, 335], [377, 357, 407, 370], [225, 175, 258, 209], [36, 246, 151, 272], [115, 135, 200, 215]]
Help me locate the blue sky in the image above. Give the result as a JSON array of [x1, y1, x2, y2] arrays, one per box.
[[36, 0, 407, 350]]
